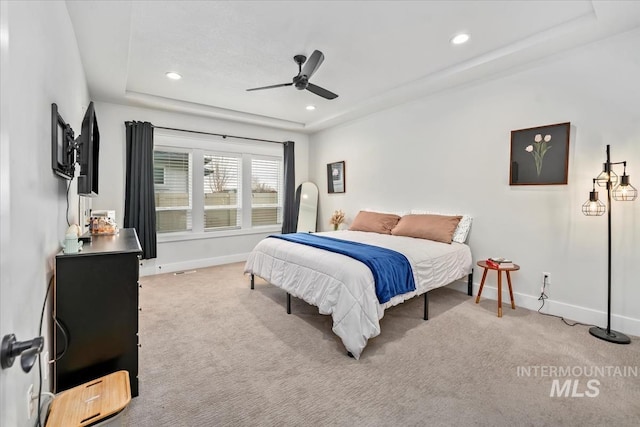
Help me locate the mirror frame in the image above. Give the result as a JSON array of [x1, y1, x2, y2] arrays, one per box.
[[295, 182, 319, 232]]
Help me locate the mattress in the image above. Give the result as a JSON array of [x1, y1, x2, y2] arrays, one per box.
[[244, 230, 473, 359]]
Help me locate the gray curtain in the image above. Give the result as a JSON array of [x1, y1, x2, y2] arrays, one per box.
[[124, 121, 157, 259], [281, 141, 297, 233]]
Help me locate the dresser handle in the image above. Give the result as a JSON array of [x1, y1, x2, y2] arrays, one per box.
[[138, 307, 142, 311]]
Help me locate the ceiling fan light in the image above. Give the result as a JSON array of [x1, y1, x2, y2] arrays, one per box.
[[451, 33, 470, 45], [165, 72, 182, 80]]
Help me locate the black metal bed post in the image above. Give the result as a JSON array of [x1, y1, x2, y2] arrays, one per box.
[[250, 274, 254, 290], [423, 292, 429, 320], [287, 293, 291, 314], [467, 269, 474, 296]]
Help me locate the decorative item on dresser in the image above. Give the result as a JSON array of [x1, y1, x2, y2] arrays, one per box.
[[582, 145, 637, 344], [53, 228, 142, 396]]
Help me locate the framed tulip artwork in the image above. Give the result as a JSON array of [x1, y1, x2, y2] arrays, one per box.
[[509, 122, 571, 185]]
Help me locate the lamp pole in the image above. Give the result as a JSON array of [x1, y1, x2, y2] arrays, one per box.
[[588, 145, 631, 344], [606, 145, 613, 335]]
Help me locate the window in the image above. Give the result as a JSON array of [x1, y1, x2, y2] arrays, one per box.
[[204, 153, 241, 230], [251, 158, 282, 226], [153, 133, 283, 237], [153, 150, 192, 233]]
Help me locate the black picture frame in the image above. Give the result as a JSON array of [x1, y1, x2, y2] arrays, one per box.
[[509, 122, 570, 185], [327, 161, 345, 193]]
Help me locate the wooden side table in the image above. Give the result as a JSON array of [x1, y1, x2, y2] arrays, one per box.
[[475, 260, 520, 317]]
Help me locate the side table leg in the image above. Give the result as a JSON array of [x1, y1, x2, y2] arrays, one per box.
[[475, 268, 489, 303], [497, 271, 503, 317], [506, 271, 516, 310]]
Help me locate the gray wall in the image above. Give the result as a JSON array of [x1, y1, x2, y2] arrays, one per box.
[[0, 2, 90, 426], [309, 28, 640, 336]]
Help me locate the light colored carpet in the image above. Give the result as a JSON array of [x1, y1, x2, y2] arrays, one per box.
[[122, 262, 640, 426]]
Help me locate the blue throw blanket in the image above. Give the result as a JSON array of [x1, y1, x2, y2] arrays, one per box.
[[268, 233, 415, 304]]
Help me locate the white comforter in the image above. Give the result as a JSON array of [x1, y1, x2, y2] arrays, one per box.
[[243, 230, 472, 359]]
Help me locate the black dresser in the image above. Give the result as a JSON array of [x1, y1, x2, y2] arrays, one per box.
[[53, 228, 142, 396]]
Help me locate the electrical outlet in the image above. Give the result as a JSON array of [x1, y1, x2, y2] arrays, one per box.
[[27, 384, 34, 419]]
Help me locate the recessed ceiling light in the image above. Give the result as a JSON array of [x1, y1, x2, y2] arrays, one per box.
[[306, 105, 316, 111], [451, 33, 470, 45], [165, 72, 182, 80]]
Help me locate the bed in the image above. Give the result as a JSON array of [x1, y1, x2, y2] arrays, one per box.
[[244, 217, 473, 359]]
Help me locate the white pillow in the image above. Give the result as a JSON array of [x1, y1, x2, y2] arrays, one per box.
[[363, 208, 409, 217], [410, 209, 472, 243]]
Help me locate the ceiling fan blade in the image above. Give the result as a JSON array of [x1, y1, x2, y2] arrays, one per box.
[[306, 83, 338, 100], [300, 50, 324, 79], [246, 82, 293, 92]]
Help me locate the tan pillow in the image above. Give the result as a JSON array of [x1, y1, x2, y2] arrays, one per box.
[[349, 211, 401, 234], [391, 214, 462, 243]]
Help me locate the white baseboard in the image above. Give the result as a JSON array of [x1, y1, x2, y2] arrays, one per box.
[[139, 253, 250, 277], [449, 279, 640, 338]]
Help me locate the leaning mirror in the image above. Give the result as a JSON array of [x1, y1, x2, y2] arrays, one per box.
[[296, 182, 319, 233]]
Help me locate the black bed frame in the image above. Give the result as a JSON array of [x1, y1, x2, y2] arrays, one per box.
[[250, 269, 474, 321]]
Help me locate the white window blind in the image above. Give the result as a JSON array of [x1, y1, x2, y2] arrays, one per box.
[[153, 166, 164, 185], [251, 157, 282, 226], [204, 153, 242, 230], [153, 150, 192, 233]]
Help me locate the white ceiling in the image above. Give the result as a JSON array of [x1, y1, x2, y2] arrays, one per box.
[[66, 1, 640, 133]]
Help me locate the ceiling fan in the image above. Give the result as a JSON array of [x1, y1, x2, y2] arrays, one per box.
[[246, 50, 338, 100]]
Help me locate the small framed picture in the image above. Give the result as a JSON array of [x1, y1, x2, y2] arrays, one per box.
[[509, 122, 571, 185], [327, 161, 345, 193]]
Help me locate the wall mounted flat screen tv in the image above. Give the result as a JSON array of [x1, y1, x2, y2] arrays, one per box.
[[76, 102, 100, 197], [51, 103, 75, 180]]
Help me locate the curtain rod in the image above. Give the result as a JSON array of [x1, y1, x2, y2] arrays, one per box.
[[126, 122, 285, 145]]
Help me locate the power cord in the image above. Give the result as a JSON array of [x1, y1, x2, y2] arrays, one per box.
[[35, 394, 55, 427], [52, 316, 68, 362], [36, 276, 54, 427], [537, 275, 593, 327], [65, 179, 72, 227]]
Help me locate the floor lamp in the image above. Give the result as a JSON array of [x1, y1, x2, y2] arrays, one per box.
[[582, 145, 637, 344]]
